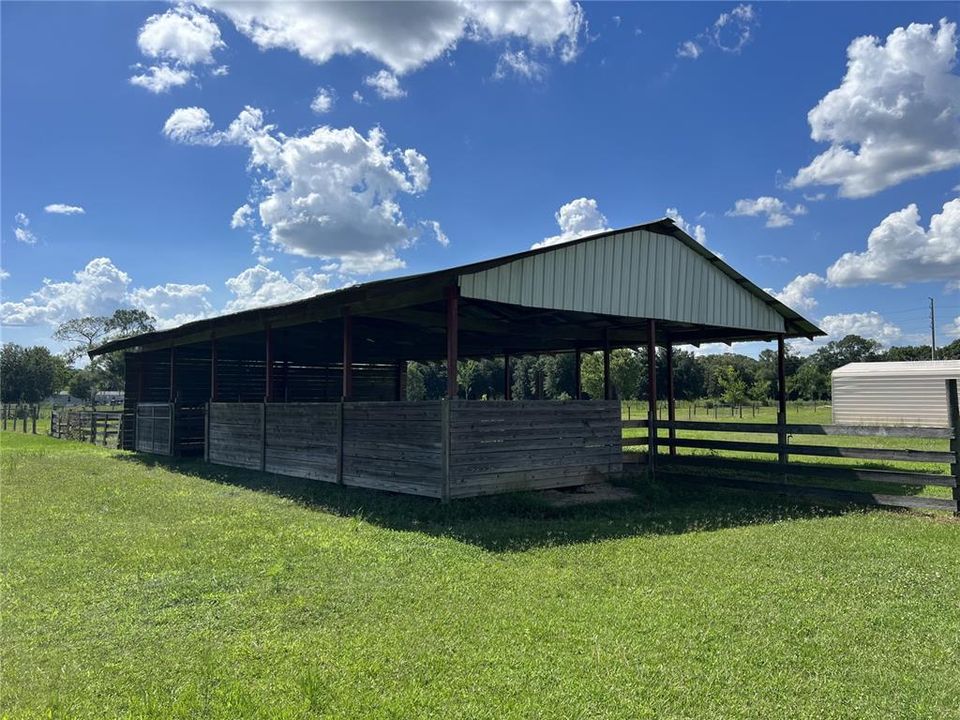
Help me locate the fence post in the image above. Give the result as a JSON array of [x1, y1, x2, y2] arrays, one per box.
[[32, 406, 37, 435], [440, 399, 451, 503], [90, 413, 97, 445], [2, 405, 6, 431], [648, 408, 657, 477], [22, 407, 27, 433], [947, 379, 959, 515]]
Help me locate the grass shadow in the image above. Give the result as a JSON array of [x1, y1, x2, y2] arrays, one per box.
[[113, 452, 867, 552]]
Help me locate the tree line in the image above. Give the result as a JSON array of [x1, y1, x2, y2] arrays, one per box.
[[2, 309, 958, 407], [408, 334, 960, 403]]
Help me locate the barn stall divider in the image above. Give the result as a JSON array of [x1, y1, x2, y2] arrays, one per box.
[[199, 399, 622, 500]]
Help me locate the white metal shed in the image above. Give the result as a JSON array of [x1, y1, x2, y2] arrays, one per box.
[[831, 360, 960, 427]]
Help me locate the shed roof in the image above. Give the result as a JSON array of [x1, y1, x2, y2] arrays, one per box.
[[833, 360, 960, 378], [91, 218, 823, 358]]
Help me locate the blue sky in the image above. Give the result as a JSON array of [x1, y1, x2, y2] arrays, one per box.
[[2, 1, 959, 355]]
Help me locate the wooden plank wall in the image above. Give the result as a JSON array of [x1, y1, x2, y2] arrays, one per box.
[[204, 400, 622, 500], [342, 402, 444, 497], [265, 403, 339, 482], [207, 403, 263, 470], [447, 400, 622, 498]]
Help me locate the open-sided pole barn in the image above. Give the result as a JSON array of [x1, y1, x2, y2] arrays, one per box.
[[91, 218, 823, 500]]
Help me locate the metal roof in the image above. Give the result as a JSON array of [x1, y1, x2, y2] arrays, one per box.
[[833, 360, 960, 378], [90, 217, 824, 357]]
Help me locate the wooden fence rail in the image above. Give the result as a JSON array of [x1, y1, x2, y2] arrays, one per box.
[[1, 404, 40, 434], [623, 379, 960, 514], [49, 409, 123, 448]]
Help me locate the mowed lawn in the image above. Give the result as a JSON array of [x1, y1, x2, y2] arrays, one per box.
[[3, 431, 960, 719]]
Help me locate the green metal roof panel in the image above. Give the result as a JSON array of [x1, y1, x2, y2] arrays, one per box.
[[458, 229, 786, 334]]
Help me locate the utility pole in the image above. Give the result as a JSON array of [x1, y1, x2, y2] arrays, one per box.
[[930, 297, 937, 360]]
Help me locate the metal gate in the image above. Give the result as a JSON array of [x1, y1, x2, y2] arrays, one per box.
[[136, 403, 172, 455]]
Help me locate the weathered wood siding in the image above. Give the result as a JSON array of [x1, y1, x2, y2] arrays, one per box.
[[447, 400, 622, 498], [203, 400, 622, 500], [265, 403, 339, 482], [208, 402, 263, 470], [459, 229, 786, 334], [342, 402, 444, 497]]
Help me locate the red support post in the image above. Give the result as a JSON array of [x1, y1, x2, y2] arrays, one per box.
[[210, 337, 218, 401], [445, 286, 459, 399], [666, 341, 676, 456], [264, 326, 274, 402], [647, 319, 657, 468], [342, 311, 353, 401], [168, 347, 176, 403]]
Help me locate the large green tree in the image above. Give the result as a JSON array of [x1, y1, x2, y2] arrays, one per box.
[[810, 334, 882, 374], [0, 344, 69, 403], [790, 361, 830, 400]]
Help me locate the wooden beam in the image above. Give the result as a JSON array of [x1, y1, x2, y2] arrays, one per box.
[[210, 336, 218, 402], [503, 352, 512, 400], [264, 325, 274, 403], [446, 286, 459, 399], [574, 348, 582, 400], [394, 359, 404, 401], [603, 332, 611, 400], [777, 334, 787, 465], [168, 347, 176, 403], [342, 310, 353, 401], [666, 341, 675, 456]]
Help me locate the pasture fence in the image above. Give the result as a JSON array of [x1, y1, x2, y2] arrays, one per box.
[[623, 379, 960, 514], [1, 404, 40, 434], [49, 408, 123, 448]]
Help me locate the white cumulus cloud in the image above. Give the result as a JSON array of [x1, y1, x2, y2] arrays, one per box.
[[0, 257, 216, 329], [310, 87, 335, 114], [137, 6, 224, 65], [790, 19, 960, 198], [44, 203, 85, 215], [223, 264, 334, 313], [200, 0, 583, 75], [0, 258, 131, 326], [164, 106, 438, 273], [131, 6, 225, 93], [819, 311, 903, 345], [533, 197, 610, 249], [726, 196, 807, 228], [129, 63, 194, 93], [827, 198, 960, 286], [128, 282, 214, 329], [162, 106, 217, 144], [770, 273, 825, 313], [364, 70, 406, 99]]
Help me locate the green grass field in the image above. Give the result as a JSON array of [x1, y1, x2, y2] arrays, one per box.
[[3, 429, 960, 719]]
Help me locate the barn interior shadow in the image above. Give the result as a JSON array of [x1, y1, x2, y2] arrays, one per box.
[[118, 453, 862, 552]]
